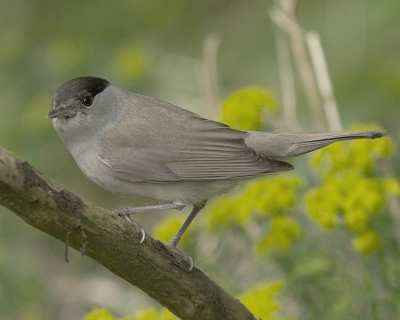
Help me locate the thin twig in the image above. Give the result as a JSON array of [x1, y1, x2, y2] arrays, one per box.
[[272, 19, 301, 131], [201, 33, 221, 120], [306, 31, 343, 131], [271, 2, 328, 130]]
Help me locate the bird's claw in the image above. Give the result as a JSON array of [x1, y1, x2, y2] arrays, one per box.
[[138, 227, 146, 244], [166, 243, 194, 271], [128, 216, 146, 244], [113, 210, 146, 243]]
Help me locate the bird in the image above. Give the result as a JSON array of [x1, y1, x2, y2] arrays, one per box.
[[47, 76, 385, 270]]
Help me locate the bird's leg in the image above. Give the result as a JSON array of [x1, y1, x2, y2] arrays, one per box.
[[113, 203, 186, 244], [167, 203, 204, 247], [166, 202, 206, 271]]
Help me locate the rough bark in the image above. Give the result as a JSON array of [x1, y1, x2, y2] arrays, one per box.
[[0, 147, 256, 320]]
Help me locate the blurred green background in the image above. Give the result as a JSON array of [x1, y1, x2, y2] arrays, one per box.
[[0, 0, 399, 319]]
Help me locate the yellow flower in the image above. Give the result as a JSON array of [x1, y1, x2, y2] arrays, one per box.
[[352, 230, 381, 254], [344, 209, 369, 233], [238, 282, 284, 320], [220, 87, 277, 131], [258, 216, 301, 252]]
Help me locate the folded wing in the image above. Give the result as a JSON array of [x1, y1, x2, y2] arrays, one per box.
[[99, 94, 293, 183]]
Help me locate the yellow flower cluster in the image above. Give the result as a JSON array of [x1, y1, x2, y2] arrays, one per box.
[[238, 281, 284, 320], [133, 308, 176, 320], [206, 175, 303, 252], [306, 124, 398, 254], [220, 87, 277, 131], [85, 308, 176, 320], [257, 215, 302, 253]]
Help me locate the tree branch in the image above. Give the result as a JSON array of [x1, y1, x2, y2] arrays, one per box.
[[0, 147, 256, 320]]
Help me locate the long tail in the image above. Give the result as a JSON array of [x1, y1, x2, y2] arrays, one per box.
[[245, 130, 386, 160]]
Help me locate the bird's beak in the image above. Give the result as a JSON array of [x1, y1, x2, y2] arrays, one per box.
[[46, 108, 75, 119]]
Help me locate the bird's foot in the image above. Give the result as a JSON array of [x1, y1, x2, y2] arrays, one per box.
[[113, 209, 146, 243], [166, 241, 194, 272]]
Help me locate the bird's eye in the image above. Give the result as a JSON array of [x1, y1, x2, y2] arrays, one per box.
[[82, 96, 93, 107]]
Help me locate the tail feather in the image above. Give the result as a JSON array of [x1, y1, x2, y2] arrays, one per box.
[[245, 130, 386, 160]]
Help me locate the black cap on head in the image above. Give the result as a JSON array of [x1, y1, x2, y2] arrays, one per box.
[[53, 76, 110, 106]]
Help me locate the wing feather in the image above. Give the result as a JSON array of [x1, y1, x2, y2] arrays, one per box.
[[99, 94, 293, 182]]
